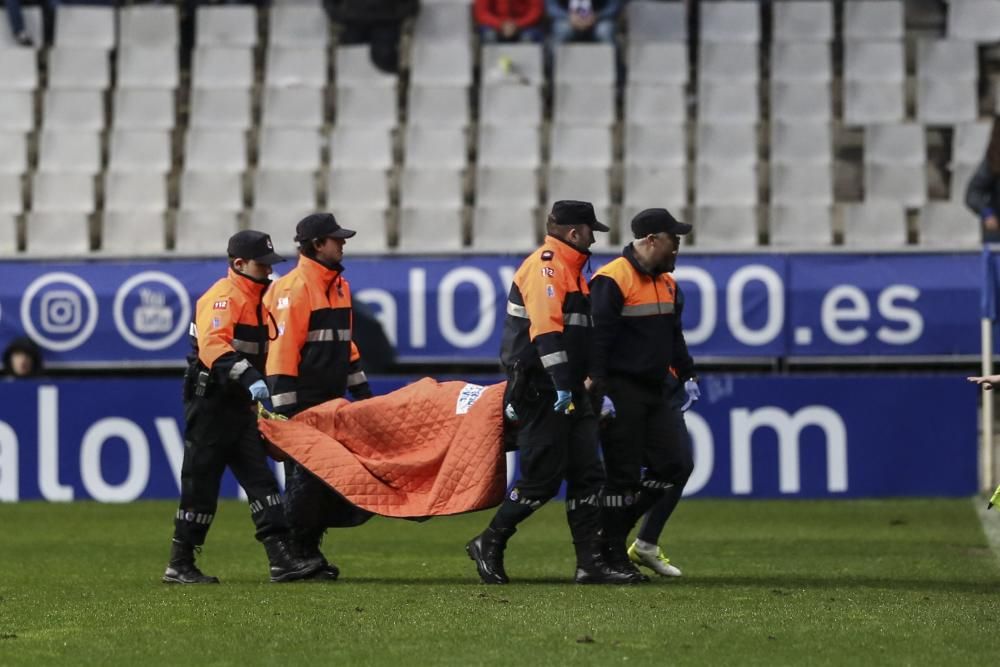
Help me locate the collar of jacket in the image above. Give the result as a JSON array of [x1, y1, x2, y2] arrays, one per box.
[[622, 241, 666, 278], [543, 234, 590, 274], [298, 254, 345, 290], [227, 266, 269, 301]]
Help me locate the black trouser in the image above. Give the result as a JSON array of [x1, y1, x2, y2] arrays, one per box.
[[173, 393, 288, 546], [491, 384, 605, 547], [600, 375, 694, 541]]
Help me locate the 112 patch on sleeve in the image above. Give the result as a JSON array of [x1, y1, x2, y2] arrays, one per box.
[[213, 300, 228, 309]]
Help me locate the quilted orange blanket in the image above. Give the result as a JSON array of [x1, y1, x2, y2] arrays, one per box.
[[258, 378, 507, 518]]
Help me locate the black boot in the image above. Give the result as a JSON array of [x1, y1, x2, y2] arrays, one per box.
[[263, 537, 324, 583], [574, 542, 639, 585], [602, 537, 649, 584], [293, 533, 339, 581], [466, 527, 513, 584], [163, 539, 220, 584]]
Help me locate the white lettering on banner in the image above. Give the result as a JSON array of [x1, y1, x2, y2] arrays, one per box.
[[155, 418, 185, 491], [730, 406, 848, 495], [681, 411, 713, 496], [822, 285, 870, 344], [39, 386, 73, 501], [355, 288, 398, 347], [409, 268, 427, 349], [876, 285, 923, 345], [80, 418, 150, 502], [0, 420, 18, 501], [727, 265, 784, 346], [672, 266, 717, 345], [439, 268, 496, 349]]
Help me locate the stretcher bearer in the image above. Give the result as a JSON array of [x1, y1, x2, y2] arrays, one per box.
[[265, 213, 374, 580], [588, 208, 699, 579], [164, 231, 321, 585], [466, 200, 637, 585]]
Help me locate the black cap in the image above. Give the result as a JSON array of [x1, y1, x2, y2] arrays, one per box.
[[550, 200, 610, 232], [227, 230, 286, 265], [294, 212, 357, 242], [631, 208, 692, 238]]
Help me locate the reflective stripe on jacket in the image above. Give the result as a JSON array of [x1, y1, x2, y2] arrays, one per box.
[[499, 234, 592, 390], [589, 243, 694, 385], [265, 254, 365, 415]]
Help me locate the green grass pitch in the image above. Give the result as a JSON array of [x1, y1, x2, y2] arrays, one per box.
[[1, 499, 999, 665]]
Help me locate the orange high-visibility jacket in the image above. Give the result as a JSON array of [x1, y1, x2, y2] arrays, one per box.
[[264, 254, 366, 415]]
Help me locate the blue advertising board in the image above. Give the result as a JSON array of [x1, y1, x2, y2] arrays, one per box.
[[0, 374, 976, 502]]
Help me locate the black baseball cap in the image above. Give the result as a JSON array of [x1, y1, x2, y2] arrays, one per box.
[[227, 230, 286, 264], [294, 212, 357, 242], [631, 208, 691, 238], [550, 200, 610, 232]]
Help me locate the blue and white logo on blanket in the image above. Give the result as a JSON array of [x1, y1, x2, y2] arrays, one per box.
[[455, 383, 486, 415]]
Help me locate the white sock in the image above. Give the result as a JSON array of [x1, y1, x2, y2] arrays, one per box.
[[635, 539, 657, 551]]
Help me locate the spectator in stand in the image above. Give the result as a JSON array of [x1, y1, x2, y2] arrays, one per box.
[[324, 0, 419, 74], [2, 336, 43, 378], [546, 0, 622, 45], [475, 0, 544, 43], [965, 116, 1000, 244], [4, 0, 56, 47]]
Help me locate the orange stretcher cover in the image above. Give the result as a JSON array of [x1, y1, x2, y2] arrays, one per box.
[[258, 378, 507, 518]]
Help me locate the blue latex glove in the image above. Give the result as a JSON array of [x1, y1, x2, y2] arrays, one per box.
[[600, 395, 616, 420], [553, 389, 573, 414], [680, 378, 700, 412], [249, 379, 270, 402]]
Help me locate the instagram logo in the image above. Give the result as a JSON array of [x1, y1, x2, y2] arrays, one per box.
[[40, 290, 82, 334], [21, 273, 99, 352]]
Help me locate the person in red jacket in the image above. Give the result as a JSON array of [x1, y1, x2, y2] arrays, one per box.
[[474, 0, 544, 43]]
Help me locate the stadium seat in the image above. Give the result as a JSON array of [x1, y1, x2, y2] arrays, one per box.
[[412, 4, 471, 42], [479, 85, 542, 127], [0, 92, 33, 132], [947, 0, 1000, 42], [474, 167, 538, 207], [697, 123, 757, 165], [549, 126, 612, 168], [0, 213, 17, 254], [265, 47, 328, 89], [0, 132, 28, 174], [399, 167, 464, 209], [471, 206, 537, 252], [770, 122, 831, 164], [333, 207, 389, 253], [952, 122, 991, 166], [770, 81, 831, 121], [41, 90, 104, 130], [623, 165, 687, 209], [700, 1, 760, 43], [246, 208, 313, 257], [408, 85, 469, 128], [189, 89, 253, 129], [30, 172, 93, 212], [552, 85, 615, 127], [697, 81, 759, 124], [326, 168, 389, 210], [864, 124, 925, 165], [626, 42, 688, 85], [335, 86, 398, 128], [546, 167, 611, 208], [261, 87, 325, 129], [770, 43, 831, 83], [103, 172, 168, 213], [107, 130, 172, 173], [403, 127, 466, 169], [950, 163, 977, 202], [554, 44, 615, 86], [268, 4, 328, 47], [46, 48, 110, 90], [116, 47, 180, 90], [0, 6, 40, 48], [917, 202, 980, 248], [195, 5, 258, 47], [695, 163, 757, 207], [192, 47, 254, 89], [179, 171, 243, 212], [329, 127, 394, 169], [481, 44, 545, 87], [843, 0, 903, 41], [772, 0, 833, 43], [173, 210, 240, 255], [770, 164, 833, 205], [692, 206, 758, 248], [625, 1, 687, 43], [335, 46, 396, 89], [119, 5, 178, 48], [624, 84, 686, 124], [257, 128, 323, 171], [397, 207, 465, 252], [24, 212, 91, 255], [841, 202, 907, 247], [184, 129, 247, 172], [699, 43, 758, 83], [101, 211, 167, 255], [844, 41, 904, 82], [410, 41, 472, 87], [918, 39, 978, 81], [253, 170, 317, 211], [111, 89, 175, 130], [864, 164, 927, 208], [624, 124, 687, 167], [36, 131, 101, 174], [768, 205, 833, 247], [476, 126, 541, 169], [842, 81, 904, 125], [917, 79, 977, 125], [55, 6, 116, 50], [0, 49, 37, 91], [0, 173, 23, 213]]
